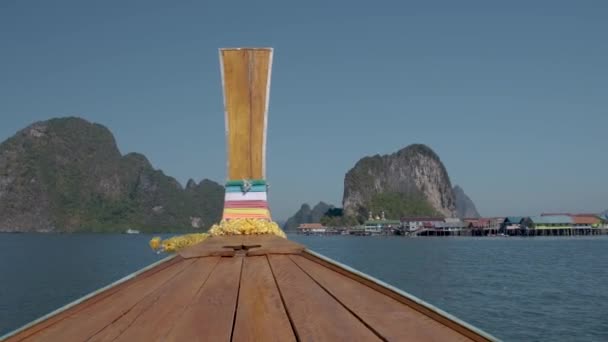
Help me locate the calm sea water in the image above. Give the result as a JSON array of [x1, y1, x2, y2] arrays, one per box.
[[1, 234, 607, 341]]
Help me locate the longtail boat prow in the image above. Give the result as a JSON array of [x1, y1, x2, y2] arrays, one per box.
[[1, 48, 499, 342]]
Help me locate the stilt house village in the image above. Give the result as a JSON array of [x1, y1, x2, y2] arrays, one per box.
[[297, 212, 608, 237]]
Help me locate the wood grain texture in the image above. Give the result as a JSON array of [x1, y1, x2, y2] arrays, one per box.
[[268, 255, 381, 342], [249, 50, 271, 179], [163, 257, 243, 342], [89, 257, 220, 342], [179, 235, 304, 258], [300, 252, 492, 342], [243, 235, 304, 256], [292, 255, 473, 342], [232, 256, 295, 342], [3, 256, 183, 342], [22, 258, 193, 342], [179, 236, 243, 258], [222, 49, 251, 180], [8, 241, 491, 342], [221, 48, 272, 180]]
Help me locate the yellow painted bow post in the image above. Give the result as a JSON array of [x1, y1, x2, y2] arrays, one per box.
[[151, 48, 285, 253]]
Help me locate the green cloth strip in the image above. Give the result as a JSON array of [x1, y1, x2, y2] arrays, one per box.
[[225, 185, 267, 193], [225, 179, 267, 186]]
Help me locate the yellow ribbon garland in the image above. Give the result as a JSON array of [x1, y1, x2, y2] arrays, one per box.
[[149, 218, 286, 253], [149, 233, 210, 253], [209, 218, 285, 237]]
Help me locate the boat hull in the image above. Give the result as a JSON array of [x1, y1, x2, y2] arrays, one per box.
[[2, 236, 498, 342]]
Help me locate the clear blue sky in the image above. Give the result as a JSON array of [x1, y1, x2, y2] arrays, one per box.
[[1, 0, 607, 220]]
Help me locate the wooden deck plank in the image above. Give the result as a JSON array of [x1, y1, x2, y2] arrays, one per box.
[[179, 236, 242, 258], [22, 258, 193, 342], [89, 257, 220, 342], [292, 255, 473, 342], [6, 246, 493, 342], [163, 257, 243, 342], [242, 235, 304, 256], [232, 256, 295, 342], [267, 255, 381, 342], [300, 252, 492, 342], [180, 235, 305, 259]]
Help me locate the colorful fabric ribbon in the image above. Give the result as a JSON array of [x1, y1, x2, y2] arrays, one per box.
[[150, 179, 282, 253], [225, 192, 267, 201], [222, 179, 272, 220], [225, 185, 267, 193], [223, 200, 269, 209], [225, 179, 266, 186], [224, 192, 267, 201]]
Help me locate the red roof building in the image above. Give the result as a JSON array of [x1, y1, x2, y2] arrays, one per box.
[[571, 215, 600, 225], [297, 223, 327, 232], [465, 218, 491, 229]]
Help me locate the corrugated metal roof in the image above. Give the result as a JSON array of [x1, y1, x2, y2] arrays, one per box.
[[528, 215, 573, 224], [571, 215, 600, 224], [467, 218, 491, 224], [434, 221, 466, 228], [504, 216, 524, 223], [298, 223, 325, 229], [541, 213, 571, 216], [401, 217, 444, 222], [364, 220, 401, 225]]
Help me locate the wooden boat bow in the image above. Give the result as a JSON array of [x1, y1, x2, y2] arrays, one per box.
[[1, 48, 499, 341], [2, 236, 498, 341]]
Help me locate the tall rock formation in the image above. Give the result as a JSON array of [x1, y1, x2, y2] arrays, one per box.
[[453, 185, 481, 218], [343, 144, 456, 220], [283, 202, 332, 231], [0, 117, 223, 232]]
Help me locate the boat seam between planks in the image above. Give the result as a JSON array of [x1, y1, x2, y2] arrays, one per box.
[[302, 249, 501, 342], [287, 254, 387, 341], [266, 254, 301, 342]]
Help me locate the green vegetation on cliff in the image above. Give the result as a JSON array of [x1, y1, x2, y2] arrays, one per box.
[[0, 117, 223, 233], [283, 202, 333, 230], [342, 144, 457, 220], [319, 208, 358, 227], [367, 192, 441, 220]]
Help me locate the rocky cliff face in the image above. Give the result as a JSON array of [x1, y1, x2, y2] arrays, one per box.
[[343, 144, 456, 219], [283, 202, 332, 231], [453, 185, 481, 218], [0, 117, 223, 233]]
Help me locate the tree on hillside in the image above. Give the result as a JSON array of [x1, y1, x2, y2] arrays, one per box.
[[320, 207, 358, 227], [367, 192, 441, 220]]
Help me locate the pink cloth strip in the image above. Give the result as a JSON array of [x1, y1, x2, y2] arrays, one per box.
[[223, 200, 268, 209], [222, 214, 271, 219]]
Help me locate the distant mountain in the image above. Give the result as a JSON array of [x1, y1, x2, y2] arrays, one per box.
[[453, 185, 481, 218], [342, 144, 456, 222], [0, 117, 223, 233], [283, 202, 333, 231]]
